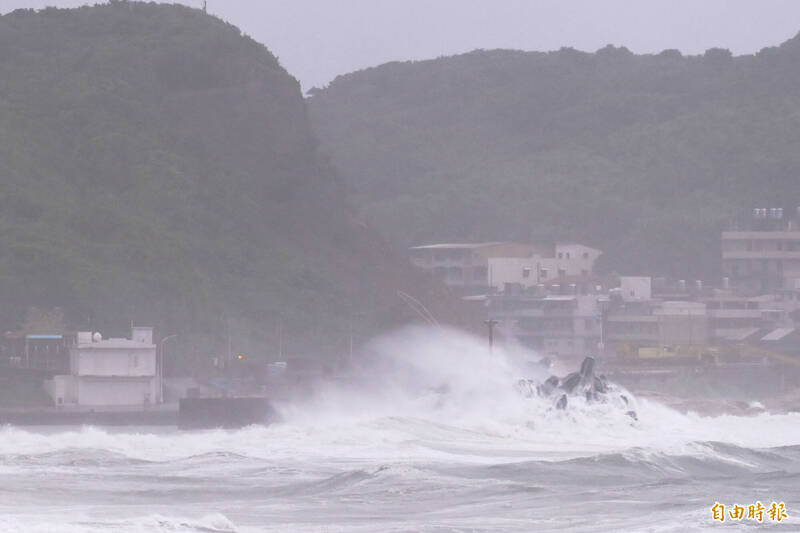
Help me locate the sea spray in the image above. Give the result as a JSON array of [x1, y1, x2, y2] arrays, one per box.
[[272, 325, 800, 460], [4, 326, 800, 464], [3, 326, 800, 532]]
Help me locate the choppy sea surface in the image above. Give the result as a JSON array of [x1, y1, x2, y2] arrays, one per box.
[[2, 327, 799, 532]]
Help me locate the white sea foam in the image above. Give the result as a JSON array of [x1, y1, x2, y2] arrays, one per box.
[[0, 513, 240, 533], [2, 326, 800, 532], [2, 326, 799, 466]]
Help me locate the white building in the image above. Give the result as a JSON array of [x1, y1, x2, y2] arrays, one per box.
[[487, 243, 602, 290], [46, 326, 159, 407], [722, 210, 800, 294], [409, 242, 543, 293], [488, 293, 604, 361], [619, 276, 652, 301]]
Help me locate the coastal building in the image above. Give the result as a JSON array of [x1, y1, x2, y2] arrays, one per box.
[[722, 207, 800, 294], [488, 290, 604, 361], [702, 294, 766, 341], [619, 276, 652, 301], [487, 243, 602, 291], [2, 307, 73, 373], [604, 299, 661, 349], [3, 333, 73, 373], [45, 326, 158, 407], [657, 301, 710, 345], [486, 272, 800, 362], [409, 242, 542, 293]]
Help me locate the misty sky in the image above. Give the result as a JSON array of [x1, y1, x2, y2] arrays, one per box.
[[3, 0, 800, 90]]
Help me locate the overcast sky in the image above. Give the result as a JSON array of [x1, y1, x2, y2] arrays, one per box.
[[3, 0, 800, 90]]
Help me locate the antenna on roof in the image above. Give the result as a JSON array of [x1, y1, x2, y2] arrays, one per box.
[[202, 0, 207, 13]]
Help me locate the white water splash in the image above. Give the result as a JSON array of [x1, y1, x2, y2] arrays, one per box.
[[2, 326, 800, 533], [4, 326, 797, 465]]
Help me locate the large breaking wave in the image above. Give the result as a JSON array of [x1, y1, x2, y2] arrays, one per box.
[[2, 326, 800, 532], [3, 326, 800, 464]]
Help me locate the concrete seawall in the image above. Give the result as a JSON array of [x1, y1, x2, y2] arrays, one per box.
[[178, 397, 278, 429], [0, 405, 178, 426]]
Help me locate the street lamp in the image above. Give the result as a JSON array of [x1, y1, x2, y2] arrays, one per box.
[[159, 334, 178, 403]]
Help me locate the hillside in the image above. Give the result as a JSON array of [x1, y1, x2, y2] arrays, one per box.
[[0, 3, 475, 369], [308, 40, 800, 279]]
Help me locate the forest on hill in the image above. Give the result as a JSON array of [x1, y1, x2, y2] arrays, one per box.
[[309, 40, 800, 279], [0, 2, 473, 369]]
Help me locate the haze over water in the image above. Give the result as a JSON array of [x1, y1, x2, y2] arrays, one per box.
[[2, 327, 799, 532]]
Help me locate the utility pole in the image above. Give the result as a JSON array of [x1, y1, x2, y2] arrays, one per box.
[[484, 319, 499, 355], [202, 0, 207, 13], [227, 316, 232, 366], [349, 314, 354, 363], [277, 319, 283, 360]]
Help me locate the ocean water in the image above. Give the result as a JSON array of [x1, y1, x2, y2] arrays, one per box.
[[1, 327, 799, 532]]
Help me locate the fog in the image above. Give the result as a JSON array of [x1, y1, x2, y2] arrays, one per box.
[[3, 0, 800, 88], [1, 1, 800, 531]]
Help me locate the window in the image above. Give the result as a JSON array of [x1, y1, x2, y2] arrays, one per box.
[[558, 252, 563, 259], [522, 267, 531, 278], [583, 252, 589, 259], [446, 267, 462, 280], [558, 269, 566, 278], [540, 269, 548, 279], [566, 252, 571, 259]]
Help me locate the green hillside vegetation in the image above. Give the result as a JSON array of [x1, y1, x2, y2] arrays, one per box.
[[309, 41, 800, 279], [0, 2, 473, 369]]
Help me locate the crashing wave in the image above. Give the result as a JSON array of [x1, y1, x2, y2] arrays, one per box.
[[516, 356, 638, 420]]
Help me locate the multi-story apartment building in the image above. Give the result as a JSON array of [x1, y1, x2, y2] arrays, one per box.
[[409, 242, 542, 294], [604, 299, 710, 355], [722, 208, 800, 294], [702, 295, 765, 341], [410, 242, 602, 295], [488, 291, 603, 361], [487, 243, 602, 290], [488, 273, 799, 361]]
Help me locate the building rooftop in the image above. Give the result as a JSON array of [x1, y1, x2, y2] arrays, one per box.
[[76, 338, 154, 349], [761, 328, 795, 341], [410, 242, 511, 250]]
